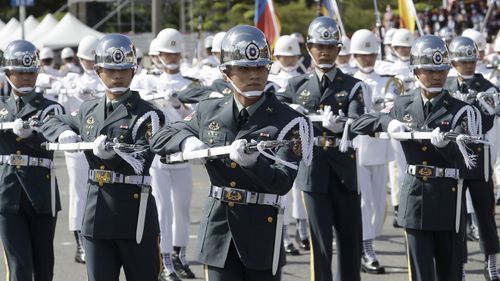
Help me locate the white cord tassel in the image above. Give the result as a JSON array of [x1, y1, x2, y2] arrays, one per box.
[[339, 118, 353, 153], [112, 140, 148, 174], [456, 134, 477, 169]]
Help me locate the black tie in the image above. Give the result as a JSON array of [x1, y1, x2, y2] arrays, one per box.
[[106, 102, 114, 118], [237, 108, 249, 130], [16, 98, 24, 113], [424, 101, 432, 119], [321, 76, 330, 94], [459, 82, 468, 94]]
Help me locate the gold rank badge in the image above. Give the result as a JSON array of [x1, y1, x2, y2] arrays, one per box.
[[86, 116, 95, 125], [208, 121, 220, 131]]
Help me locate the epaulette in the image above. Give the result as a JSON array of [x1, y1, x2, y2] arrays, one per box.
[[183, 76, 200, 82]]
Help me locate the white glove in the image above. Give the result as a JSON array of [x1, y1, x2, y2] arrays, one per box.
[[387, 119, 410, 140], [430, 127, 450, 148], [12, 119, 33, 139], [93, 135, 116, 159], [229, 139, 259, 168], [58, 130, 80, 144], [288, 104, 306, 114], [208, 91, 224, 98], [181, 136, 209, 165], [322, 105, 344, 133]]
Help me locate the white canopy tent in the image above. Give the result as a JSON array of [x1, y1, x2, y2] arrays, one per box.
[[29, 14, 58, 47], [0, 16, 40, 50], [0, 18, 20, 50], [36, 13, 104, 49]]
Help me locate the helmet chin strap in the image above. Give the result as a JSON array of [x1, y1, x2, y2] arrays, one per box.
[[354, 60, 374, 74], [458, 73, 474, 80], [224, 74, 263, 98], [4, 76, 34, 95], [415, 76, 442, 93], [308, 50, 335, 70], [159, 57, 179, 71], [95, 70, 130, 94], [276, 61, 299, 73]]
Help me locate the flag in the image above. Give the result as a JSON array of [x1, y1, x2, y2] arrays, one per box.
[[254, 0, 281, 47], [399, 0, 416, 33], [317, 0, 345, 36], [318, 0, 334, 17]]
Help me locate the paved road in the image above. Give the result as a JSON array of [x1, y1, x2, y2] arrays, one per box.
[[0, 153, 493, 280]]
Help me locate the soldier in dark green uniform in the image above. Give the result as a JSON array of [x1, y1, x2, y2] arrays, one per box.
[[39, 34, 164, 281], [445, 36, 500, 281], [0, 40, 64, 281], [277, 17, 367, 281], [350, 35, 471, 281], [150, 25, 306, 281]]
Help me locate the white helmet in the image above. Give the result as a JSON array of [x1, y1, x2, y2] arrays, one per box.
[[462, 29, 486, 51], [77, 35, 99, 61], [384, 28, 397, 45], [338, 35, 351, 56], [39, 47, 54, 60], [274, 35, 300, 56], [495, 36, 500, 53], [204, 35, 214, 49], [211, 32, 226, 53], [350, 29, 379, 55], [148, 38, 159, 56], [135, 47, 143, 59], [391, 29, 413, 47], [156, 28, 182, 53], [61, 47, 75, 59]]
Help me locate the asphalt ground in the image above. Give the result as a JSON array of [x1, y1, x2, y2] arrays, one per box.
[[0, 153, 494, 280]]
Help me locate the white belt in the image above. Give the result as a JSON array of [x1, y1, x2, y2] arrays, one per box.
[[0, 154, 52, 169], [209, 185, 282, 208], [406, 164, 460, 179], [88, 169, 152, 186]]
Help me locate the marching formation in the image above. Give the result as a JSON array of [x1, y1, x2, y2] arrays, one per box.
[[2, 11, 500, 281]]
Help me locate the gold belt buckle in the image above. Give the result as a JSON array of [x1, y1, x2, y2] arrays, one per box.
[[95, 170, 113, 186], [222, 188, 247, 205], [416, 165, 435, 178], [10, 155, 25, 167]]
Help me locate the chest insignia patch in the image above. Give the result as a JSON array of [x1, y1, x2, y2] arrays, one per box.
[[403, 114, 413, 122], [0, 108, 8, 116], [299, 90, 311, 104], [208, 122, 220, 131], [86, 116, 95, 125], [222, 87, 232, 95]]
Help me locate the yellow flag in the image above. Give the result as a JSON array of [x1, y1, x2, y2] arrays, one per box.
[[399, 0, 415, 33]]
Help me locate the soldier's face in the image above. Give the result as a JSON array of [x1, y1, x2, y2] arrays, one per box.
[[225, 65, 269, 92], [393, 46, 411, 58], [79, 58, 95, 72], [97, 68, 134, 89], [308, 44, 340, 66], [354, 54, 377, 68], [277, 56, 298, 67], [452, 61, 476, 77], [336, 54, 350, 65], [159, 52, 181, 65], [7, 71, 38, 89], [415, 69, 448, 89]]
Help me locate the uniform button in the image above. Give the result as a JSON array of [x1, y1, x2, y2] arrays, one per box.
[[15, 137, 21, 142], [100, 165, 105, 169], [350, 154, 355, 159], [477, 147, 482, 152], [16, 150, 21, 154], [323, 146, 328, 151], [119, 135, 124, 140], [322, 132, 327, 136], [267, 216, 273, 223], [209, 139, 214, 145], [133, 193, 140, 199], [46, 174, 50, 180], [451, 187, 456, 192], [341, 179, 345, 184], [338, 103, 343, 106], [422, 176, 428, 181], [229, 181, 236, 187], [422, 161, 428, 165], [230, 162, 237, 169], [228, 202, 235, 207], [421, 146, 428, 152], [86, 131, 90, 135]]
